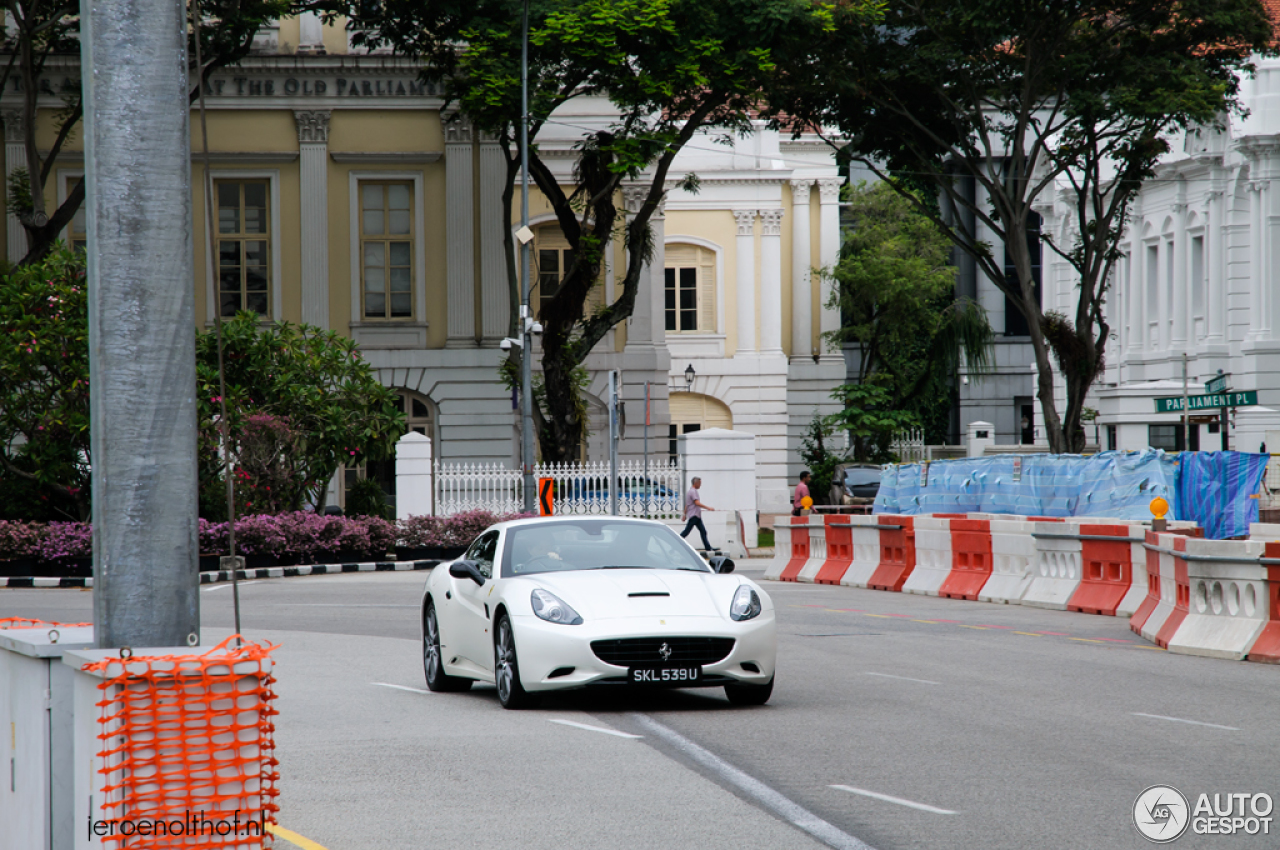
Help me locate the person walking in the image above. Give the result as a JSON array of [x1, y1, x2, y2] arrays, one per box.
[[680, 476, 714, 551], [792, 471, 812, 516]]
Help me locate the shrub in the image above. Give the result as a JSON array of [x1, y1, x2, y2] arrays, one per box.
[[397, 511, 533, 548], [38, 522, 92, 561], [0, 520, 45, 559], [345, 478, 390, 520]]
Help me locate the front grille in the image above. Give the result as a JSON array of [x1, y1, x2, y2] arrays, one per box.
[[591, 636, 735, 666]]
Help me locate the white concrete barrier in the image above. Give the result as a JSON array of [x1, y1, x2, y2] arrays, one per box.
[[840, 516, 883, 588], [763, 520, 791, 581], [901, 515, 953, 596], [796, 519, 828, 583], [1164, 538, 1269, 660], [1136, 532, 1180, 644], [1022, 519, 1085, 610]]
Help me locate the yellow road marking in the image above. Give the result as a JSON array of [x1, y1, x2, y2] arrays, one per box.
[[958, 625, 989, 630], [1133, 645, 1166, 651], [1068, 638, 1108, 644], [863, 613, 891, 618], [1013, 631, 1042, 636], [266, 824, 331, 850], [911, 619, 939, 624]]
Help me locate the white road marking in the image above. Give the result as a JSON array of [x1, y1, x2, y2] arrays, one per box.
[[1131, 712, 1239, 731], [372, 682, 433, 695], [548, 719, 643, 739], [830, 785, 958, 815], [201, 580, 259, 593], [864, 672, 940, 685], [632, 713, 876, 850]]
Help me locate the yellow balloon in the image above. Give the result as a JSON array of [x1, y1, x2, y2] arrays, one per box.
[[801, 496, 814, 509], [1150, 496, 1169, 520]]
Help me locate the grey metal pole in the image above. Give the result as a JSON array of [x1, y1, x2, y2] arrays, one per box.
[[82, 0, 200, 647], [1181, 353, 1190, 452], [643, 381, 649, 518], [520, 0, 536, 514], [609, 370, 618, 516]]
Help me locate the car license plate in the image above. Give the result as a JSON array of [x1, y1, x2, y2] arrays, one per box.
[[628, 666, 702, 685]]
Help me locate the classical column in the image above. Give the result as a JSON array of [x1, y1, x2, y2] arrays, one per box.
[[297, 11, 325, 54], [649, 193, 667, 348], [444, 118, 476, 346], [817, 178, 843, 360], [1126, 209, 1143, 358], [1171, 201, 1188, 351], [733, 209, 756, 353], [1248, 179, 1266, 340], [1205, 188, 1226, 344], [294, 110, 330, 328], [479, 130, 509, 342], [624, 184, 657, 349], [759, 207, 784, 355], [3, 109, 27, 263], [789, 180, 812, 358]]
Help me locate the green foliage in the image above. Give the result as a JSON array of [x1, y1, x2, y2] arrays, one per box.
[[0, 249, 90, 519], [6, 168, 33, 218], [771, 0, 1274, 452], [195, 314, 405, 516], [825, 181, 992, 449], [798, 415, 848, 507], [825, 380, 921, 465], [338, 0, 879, 462], [344, 477, 391, 522]]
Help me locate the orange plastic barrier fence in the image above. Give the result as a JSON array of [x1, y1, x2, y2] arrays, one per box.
[[0, 617, 92, 628], [82, 636, 280, 848]]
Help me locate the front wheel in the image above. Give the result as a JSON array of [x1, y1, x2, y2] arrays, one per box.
[[494, 614, 538, 709], [725, 676, 773, 706], [423, 602, 471, 692]]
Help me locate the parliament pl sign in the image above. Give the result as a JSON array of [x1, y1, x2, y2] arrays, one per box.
[[1153, 391, 1257, 413]]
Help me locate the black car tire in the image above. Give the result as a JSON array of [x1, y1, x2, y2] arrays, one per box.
[[423, 601, 472, 692], [494, 613, 539, 709], [725, 676, 773, 706]]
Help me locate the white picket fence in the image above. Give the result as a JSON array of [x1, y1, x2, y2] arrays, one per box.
[[892, 428, 926, 463], [434, 459, 684, 519]]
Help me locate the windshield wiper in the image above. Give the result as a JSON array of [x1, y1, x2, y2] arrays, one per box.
[[597, 565, 655, 570], [675, 566, 710, 572]]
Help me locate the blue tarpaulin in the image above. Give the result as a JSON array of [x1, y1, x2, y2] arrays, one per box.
[[874, 450, 1179, 520], [1175, 451, 1269, 540]]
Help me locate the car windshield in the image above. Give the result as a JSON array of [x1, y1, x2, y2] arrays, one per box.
[[844, 469, 882, 486], [501, 520, 710, 577]]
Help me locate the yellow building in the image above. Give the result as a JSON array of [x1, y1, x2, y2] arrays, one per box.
[[2, 15, 845, 513]]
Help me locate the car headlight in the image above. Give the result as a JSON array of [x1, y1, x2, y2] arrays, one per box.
[[531, 588, 583, 625], [730, 585, 762, 621]]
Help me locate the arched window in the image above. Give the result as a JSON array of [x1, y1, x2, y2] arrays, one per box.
[[343, 390, 437, 513], [667, 391, 732, 461], [664, 243, 717, 333]]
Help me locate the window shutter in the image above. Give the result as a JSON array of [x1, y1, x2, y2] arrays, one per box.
[[699, 251, 716, 333]]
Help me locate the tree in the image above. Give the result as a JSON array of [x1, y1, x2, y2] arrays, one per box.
[[1, 0, 295, 266], [826, 180, 992, 449], [0, 248, 89, 518], [771, 0, 1274, 452], [337, 0, 878, 462], [194, 314, 405, 518]]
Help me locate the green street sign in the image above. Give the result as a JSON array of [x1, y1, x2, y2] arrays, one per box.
[[1204, 374, 1228, 395], [1154, 391, 1257, 413]]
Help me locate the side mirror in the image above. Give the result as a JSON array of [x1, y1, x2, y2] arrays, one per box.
[[449, 560, 486, 586], [709, 556, 735, 574]]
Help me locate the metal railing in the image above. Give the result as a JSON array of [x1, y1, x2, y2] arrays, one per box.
[[434, 459, 684, 519]]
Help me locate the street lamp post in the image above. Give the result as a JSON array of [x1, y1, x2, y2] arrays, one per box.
[[520, 0, 536, 513]]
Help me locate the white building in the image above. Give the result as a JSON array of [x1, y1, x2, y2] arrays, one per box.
[[1038, 55, 1280, 454]]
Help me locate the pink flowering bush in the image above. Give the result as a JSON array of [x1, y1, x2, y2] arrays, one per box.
[[198, 512, 397, 561], [0, 520, 46, 559], [38, 522, 92, 561], [397, 511, 533, 548]]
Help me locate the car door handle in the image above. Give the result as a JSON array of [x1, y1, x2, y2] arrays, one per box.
[[484, 604, 490, 620]]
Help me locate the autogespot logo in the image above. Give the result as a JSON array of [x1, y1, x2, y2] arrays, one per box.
[[1134, 785, 1190, 843]]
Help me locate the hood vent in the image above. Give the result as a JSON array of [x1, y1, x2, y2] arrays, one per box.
[[628, 591, 670, 597]]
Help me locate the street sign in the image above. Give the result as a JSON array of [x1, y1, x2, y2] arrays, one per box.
[[1204, 373, 1228, 395], [538, 477, 554, 516], [1154, 391, 1257, 413]]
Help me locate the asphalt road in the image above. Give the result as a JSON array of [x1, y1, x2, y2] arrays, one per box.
[[4, 565, 1278, 850]]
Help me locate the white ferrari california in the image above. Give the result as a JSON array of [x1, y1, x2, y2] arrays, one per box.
[[420, 516, 776, 708]]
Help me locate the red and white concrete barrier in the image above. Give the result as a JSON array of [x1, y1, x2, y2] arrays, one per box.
[[1248, 541, 1280, 663], [814, 515, 855, 585], [1021, 519, 1085, 610], [979, 517, 1054, 604], [763, 520, 792, 581], [840, 516, 884, 588], [866, 515, 916, 592], [901, 515, 953, 596], [777, 515, 813, 582], [796, 518, 829, 583], [938, 517, 993, 600]]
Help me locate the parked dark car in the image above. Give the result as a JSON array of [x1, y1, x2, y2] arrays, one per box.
[[839, 464, 883, 502]]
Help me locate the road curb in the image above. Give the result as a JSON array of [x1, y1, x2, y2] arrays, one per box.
[[0, 559, 440, 589]]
